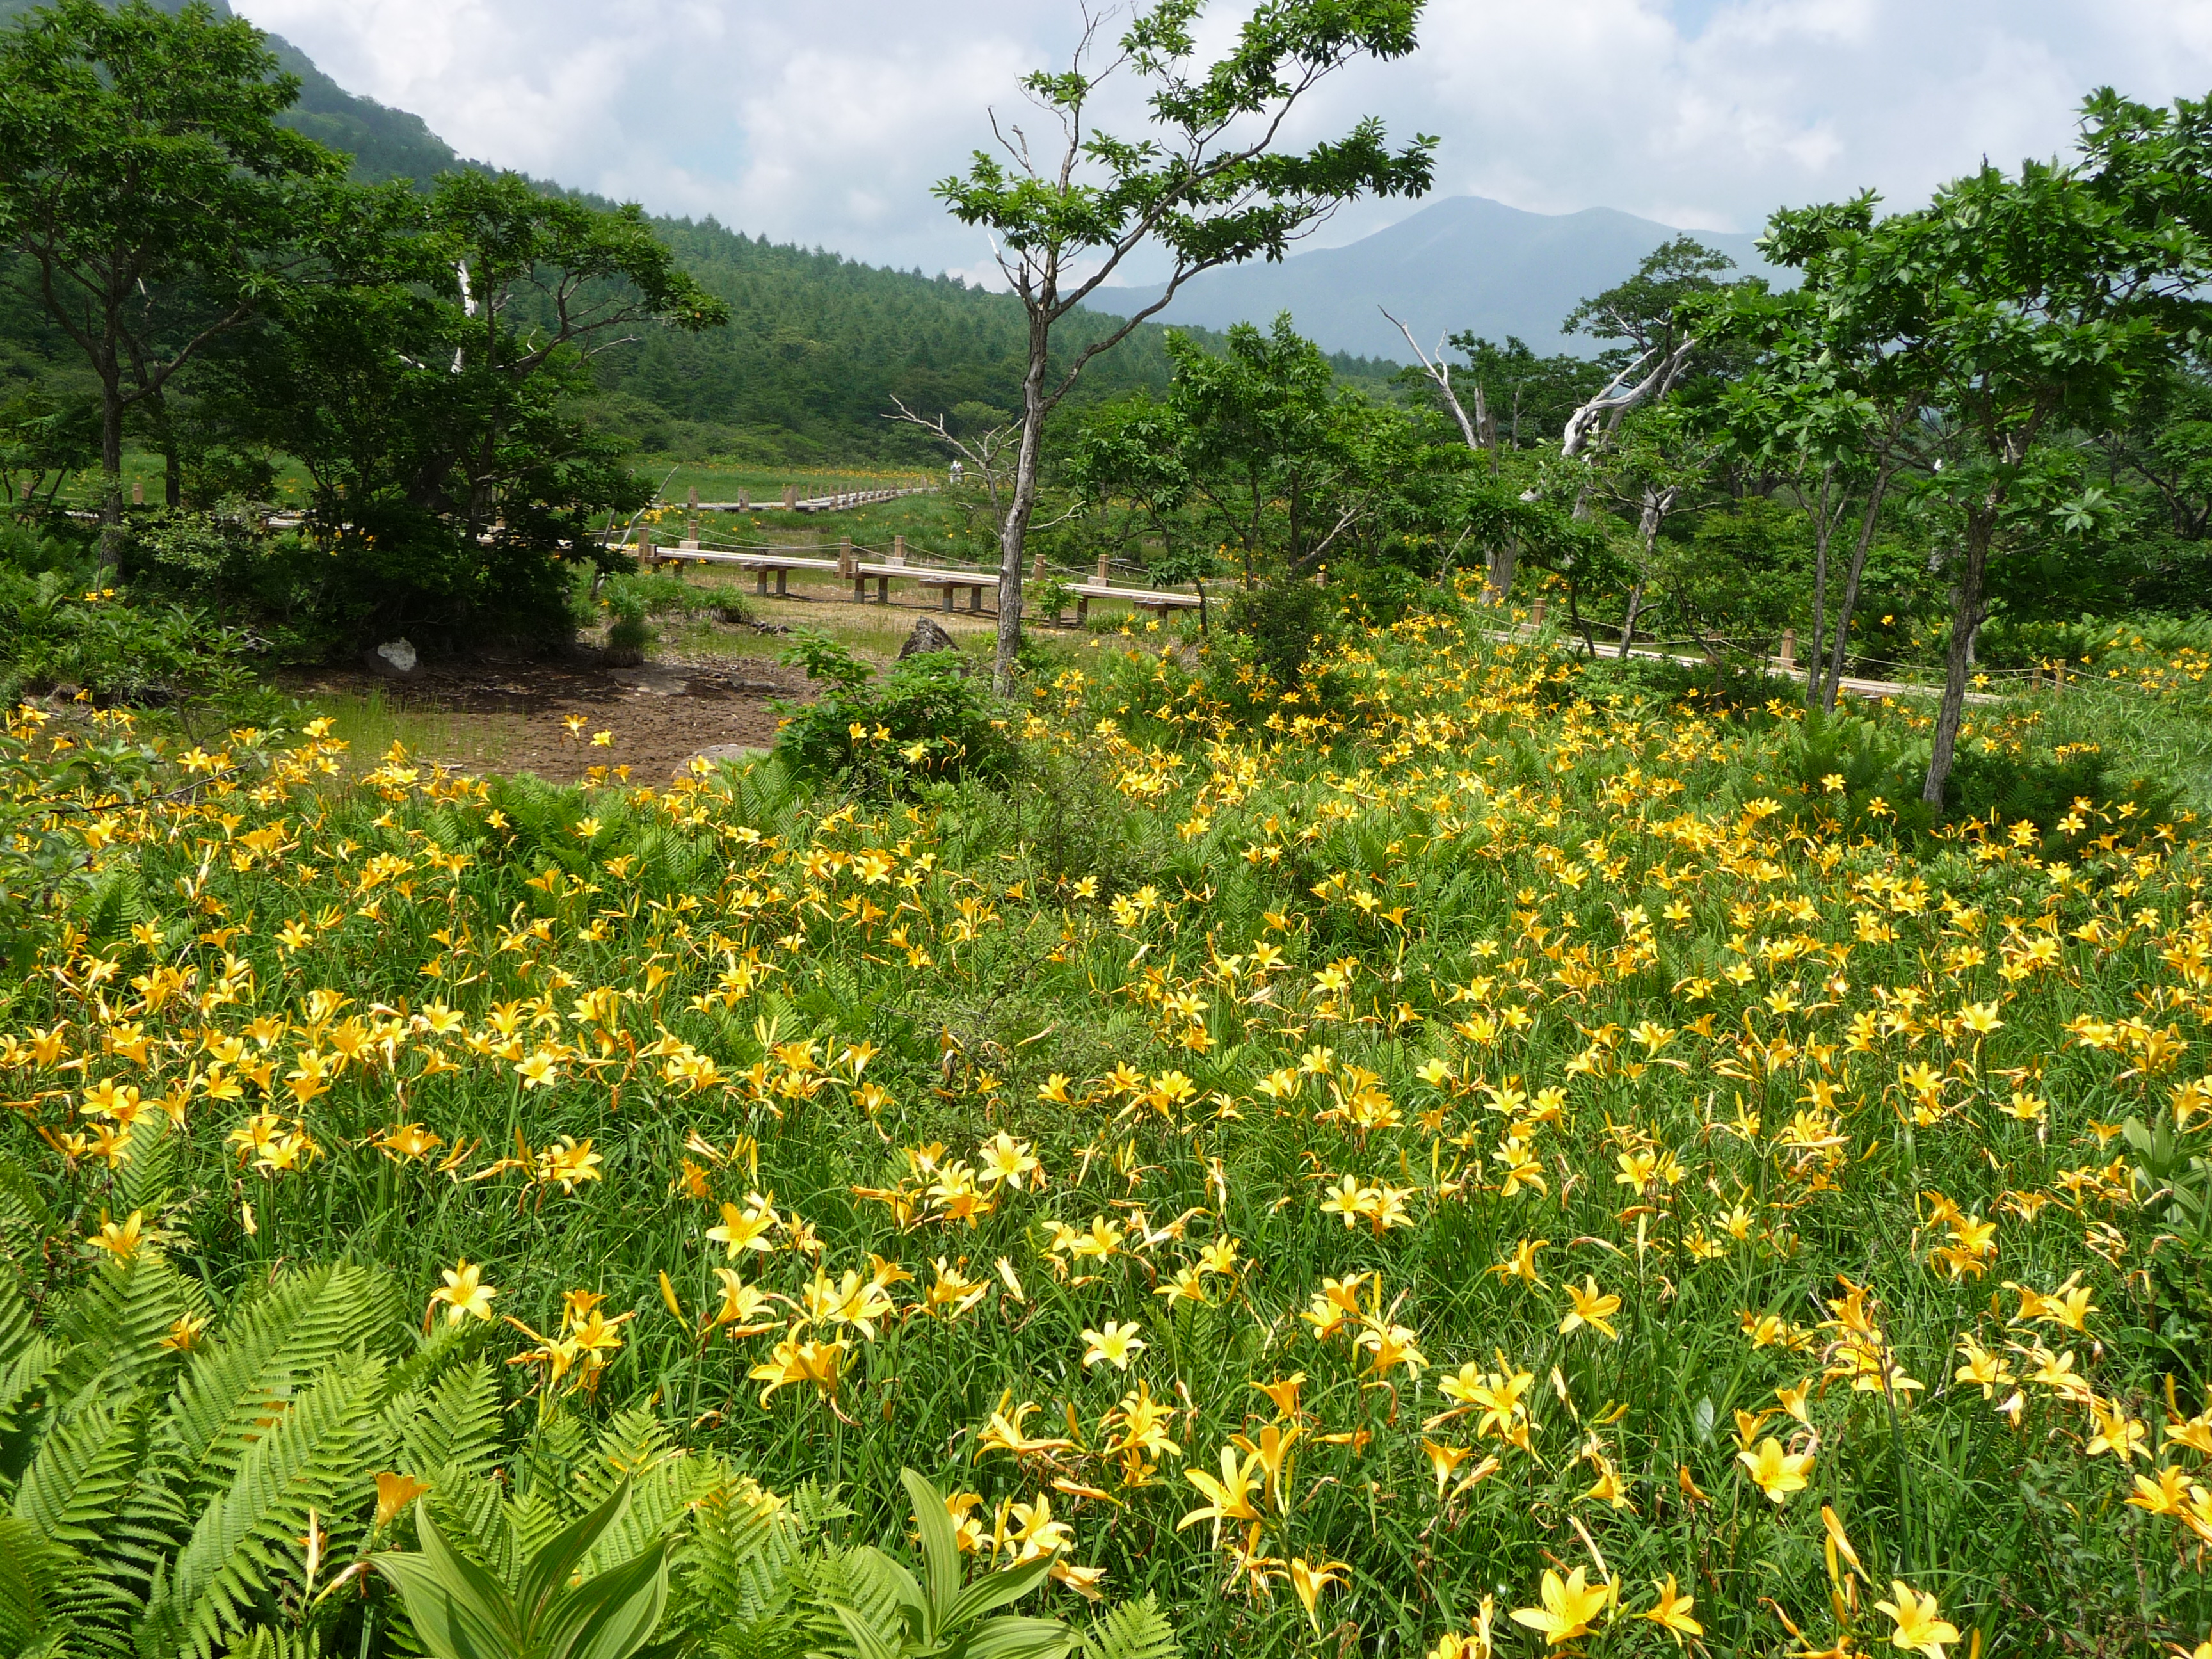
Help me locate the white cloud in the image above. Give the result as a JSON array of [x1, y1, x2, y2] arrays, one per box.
[[231, 0, 2212, 280]]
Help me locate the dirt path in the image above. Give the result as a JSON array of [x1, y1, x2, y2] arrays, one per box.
[[284, 655, 815, 784]]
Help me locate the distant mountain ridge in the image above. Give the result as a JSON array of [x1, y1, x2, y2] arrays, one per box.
[[1094, 195, 1781, 360]]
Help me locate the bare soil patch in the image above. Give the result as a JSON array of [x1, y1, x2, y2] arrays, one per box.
[[284, 654, 815, 784]]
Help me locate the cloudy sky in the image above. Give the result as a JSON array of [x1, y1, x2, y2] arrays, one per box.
[[229, 0, 2212, 285]]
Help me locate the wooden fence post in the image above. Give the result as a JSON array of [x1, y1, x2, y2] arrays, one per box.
[[783, 485, 797, 510], [890, 534, 906, 566], [637, 531, 655, 566], [1531, 597, 1547, 627], [738, 488, 749, 510], [839, 536, 855, 578], [1096, 553, 1112, 582], [1779, 628, 1796, 671], [131, 477, 144, 506]]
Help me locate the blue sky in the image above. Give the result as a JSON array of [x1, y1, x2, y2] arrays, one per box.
[[230, 0, 2212, 285]]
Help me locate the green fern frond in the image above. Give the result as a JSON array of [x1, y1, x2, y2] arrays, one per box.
[[804, 1546, 910, 1639], [54, 1251, 201, 1396], [779, 1481, 846, 1532], [580, 1406, 675, 1501], [111, 1118, 177, 1221], [504, 1486, 570, 1573], [391, 1359, 501, 1485], [426, 1469, 515, 1582], [380, 1317, 483, 1402], [12, 1391, 147, 1548], [164, 1264, 394, 1500], [0, 1158, 52, 1265], [230, 1623, 323, 1659], [0, 1267, 34, 1374], [0, 1333, 64, 1474], [676, 1478, 812, 1630], [0, 1514, 77, 1657], [1080, 1594, 1178, 1659], [166, 1354, 385, 1659], [511, 1409, 589, 1505], [575, 1406, 700, 1571], [584, 1454, 707, 1577]]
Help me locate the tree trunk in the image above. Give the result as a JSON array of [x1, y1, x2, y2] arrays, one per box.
[[1921, 517, 1992, 811], [1819, 461, 1897, 712], [1487, 535, 1519, 607], [1804, 466, 1833, 708], [96, 365, 126, 573], [994, 314, 1051, 695], [1617, 483, 1674, 656], [1617, 577, 1646, 657]]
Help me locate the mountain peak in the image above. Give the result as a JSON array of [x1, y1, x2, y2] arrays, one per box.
[[1094, 194, 1774, 360]]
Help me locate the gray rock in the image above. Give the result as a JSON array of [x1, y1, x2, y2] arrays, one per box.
[[898, 616, 960, 661], [366, 637, 419, 678], [694, 744, 767, 767]]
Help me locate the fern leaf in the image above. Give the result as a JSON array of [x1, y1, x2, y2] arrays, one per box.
[[504, 1487, 570, 1571], [0, 1158, 54, 1247], [230, 1623, 323, 1659], [392, 1359, 501, 1484], [584, 1453, 705, 1578], [12, 1390, 147, 1548], [168, 1354, 384, 1659], [54, 1251, 200, 1396], [676, 1479, 809, 1630], [111, 1117, 177, 1221], [575, 1406, 701, 1572], [578, 1406, 673, 1505], [0, 1229, 42, 1362], [1080, 1594, 1178, 1659], [426, 1470, 515, 1582], [0, 1514, 79, 1656], [163, 1264, 396, 1503], [0, 1334, 63, 1475]]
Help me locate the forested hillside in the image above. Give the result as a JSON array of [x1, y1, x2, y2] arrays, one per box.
[[584, 220, 1318, 463], [0, 0, 1397, 463]]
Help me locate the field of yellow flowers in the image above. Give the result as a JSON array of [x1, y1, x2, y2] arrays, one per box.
[[3, 611, 2209, 1658]]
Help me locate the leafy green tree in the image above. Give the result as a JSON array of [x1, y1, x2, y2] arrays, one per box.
[[0, 380, 95, 517], [1749, 97, 2211, 808], [207, 172, 727, 645], [1075, 317, 1399, 593], [934, 0, 1435, 692], [1687, 269, 1925, 711], [1546, 239, 1749, 643], [0, 0, 349, 561]]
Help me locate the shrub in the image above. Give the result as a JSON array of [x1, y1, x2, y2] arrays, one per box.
[[1222, 575, 1335, 690], [0, 528, 280, 727], [771, 630, 1013, 791], [1333, 557, 1441, 630]]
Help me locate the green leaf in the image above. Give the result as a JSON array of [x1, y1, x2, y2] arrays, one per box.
[[898, 1468, 960, 1640], [517, 1480, 632, 1639], [824, 1599, 903, 1659], [1080, 1594, 1177, 1659], [376, 1548, 518, 1659], [962, 1615, 1078, 1659], [545, 1539, 670, 1659], [943, 1550, 1054, 1632]]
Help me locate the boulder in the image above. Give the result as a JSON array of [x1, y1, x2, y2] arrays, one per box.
[[897, 616, 960, 661], [366, 637, 419, 679]]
